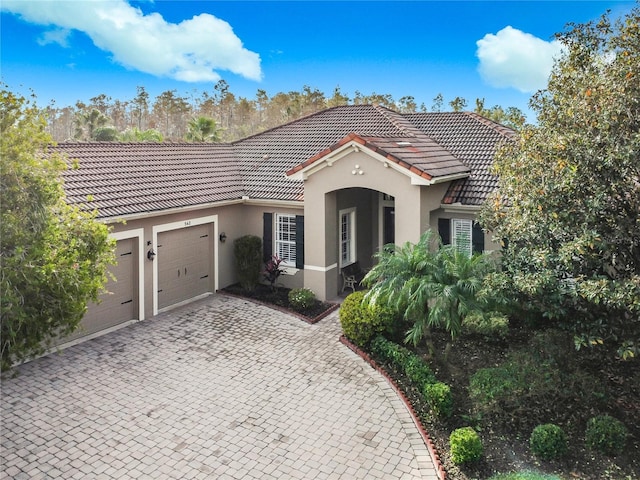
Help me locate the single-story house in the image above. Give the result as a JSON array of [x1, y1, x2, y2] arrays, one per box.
[[54, 104, 515, 343]]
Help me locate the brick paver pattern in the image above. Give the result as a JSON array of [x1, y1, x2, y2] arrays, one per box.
[[1, 295, 439, 479]]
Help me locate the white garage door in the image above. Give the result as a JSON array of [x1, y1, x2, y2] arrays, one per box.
[[157, 223, 214, 310], [64, 237, 139, 342]]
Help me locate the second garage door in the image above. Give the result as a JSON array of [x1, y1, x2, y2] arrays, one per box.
[[61, 237, 139, 343], [157, 223, 214, 310]]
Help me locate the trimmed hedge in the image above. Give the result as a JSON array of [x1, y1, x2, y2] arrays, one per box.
[[370, 336, 452, 418], [450, 427, 483, 464], [585, 415, 628, 456], [233, 235, 263, 291], [529, 424, 568, 459], [339, 291, 396, 348]]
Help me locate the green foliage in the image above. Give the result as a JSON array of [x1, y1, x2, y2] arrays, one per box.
[[423, 382, 453, 418], [468, 331, 608, 431], [363, 230, 497, 348], [370, 336, 452, 418], [233, 235, 262, 292], [370, 335, 411, 366], [480, 8, 640, 358], [585, 415, 628, 456], [1, 88, 115, 371], [462, 311, 509, 340], [118, 127, 164, 142], [339, 291, 396, 348], [288, 288, 316, 312], [404, 354, 437, 387], [185, 116, 221, 142], [488, 472, 562, 480], [529, 424, 568, 459], [449, 427, 483, 464]]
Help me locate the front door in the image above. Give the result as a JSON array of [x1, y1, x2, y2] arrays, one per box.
[[383, 206, 395, 246]]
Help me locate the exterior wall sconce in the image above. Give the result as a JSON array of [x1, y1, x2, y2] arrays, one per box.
[[219, 232, 227, 243], [147, 249, 156, 261]]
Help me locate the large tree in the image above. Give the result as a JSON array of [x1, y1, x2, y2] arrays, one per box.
[[480, 8, 640, 359], [1, 88, 115, 371]]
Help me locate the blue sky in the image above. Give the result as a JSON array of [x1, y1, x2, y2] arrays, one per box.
[[1, 1, 635, 121]]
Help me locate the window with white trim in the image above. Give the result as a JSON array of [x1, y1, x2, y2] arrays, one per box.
[[452, 218, 472, 256], [339, 208, 356, 267], [275, 214, 296, 266]]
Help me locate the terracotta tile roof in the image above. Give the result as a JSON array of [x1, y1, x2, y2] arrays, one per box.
[[56, 143, 241, 218], [286, 132, 469, 181], [54, 105, 515, 219], [233, 105, 417, 201], [405, 111, 516, 205]]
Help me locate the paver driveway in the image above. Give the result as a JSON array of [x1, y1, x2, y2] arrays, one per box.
[[1, 295, 439, 479]]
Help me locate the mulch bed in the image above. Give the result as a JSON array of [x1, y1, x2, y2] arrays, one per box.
[[220, 283, 338, 323]]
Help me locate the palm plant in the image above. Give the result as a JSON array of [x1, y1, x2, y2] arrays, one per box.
[[184, 116, 221, 143], [363, 230, 495, 359]]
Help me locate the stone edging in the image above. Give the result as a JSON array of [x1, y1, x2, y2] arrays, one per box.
[[339, 335, 447, 480], [217, 291, 340, 324]]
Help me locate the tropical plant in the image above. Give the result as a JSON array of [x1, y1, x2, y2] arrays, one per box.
[[263, 255, 285, 291], [1, 88, 115, 371], [480, 7, 640, 359], [363, 230, 495, 357], [118, 127, 164, 142], [185, 116, 221, 143]]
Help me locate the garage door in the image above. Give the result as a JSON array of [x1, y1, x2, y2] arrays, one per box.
[[63, 237, 139, 342], [157, 223, 214, 310]]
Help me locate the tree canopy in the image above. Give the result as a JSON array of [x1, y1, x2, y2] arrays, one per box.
[[1, 88, 115, 371], [41, 83, 527, 143], [480, 8, 640, 359]]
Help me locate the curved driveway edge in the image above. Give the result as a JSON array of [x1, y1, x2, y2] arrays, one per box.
[[1, 295, 440, 479]]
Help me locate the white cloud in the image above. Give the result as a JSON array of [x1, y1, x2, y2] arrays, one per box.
[[37, 27, 71, 47], [476, 26, 565, 93], [2, 0, 262, 82]]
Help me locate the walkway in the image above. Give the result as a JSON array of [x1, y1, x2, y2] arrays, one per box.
[[1, 295, 439, 479]]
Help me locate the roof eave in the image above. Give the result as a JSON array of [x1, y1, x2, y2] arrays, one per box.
[[286, 139, 469, 186]]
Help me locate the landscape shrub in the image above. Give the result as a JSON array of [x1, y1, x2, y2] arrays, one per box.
[[469, 363, 527, 405], [404, 355, 436, 386], [339, 291, 396, 348], [288, 288, 316, 312], [233, 235, 262, 291], [423, 382, 452, 418], [585, 415, 628, 456], [462, 311, 509, 340], [449, 427, 483, 464], [529, 424, 568, 459]]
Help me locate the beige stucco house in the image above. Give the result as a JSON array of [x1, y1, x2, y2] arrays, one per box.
[[54, 105, 515, 344]]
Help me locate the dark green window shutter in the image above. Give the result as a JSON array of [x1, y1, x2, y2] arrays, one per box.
[[263, 212, 273, 263], [295, 215, 304, 269], [438, 218, 451, 245], [472, 222, 485, 254]]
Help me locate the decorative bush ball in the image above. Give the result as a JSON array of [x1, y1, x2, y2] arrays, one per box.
[[339, 291, 396, 348], [450, 427, 483, 464], [530, 424, 568, 459], [423, 382, 453, 418], [288, 288, 316, 312], [585, 415, 628, 456]]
